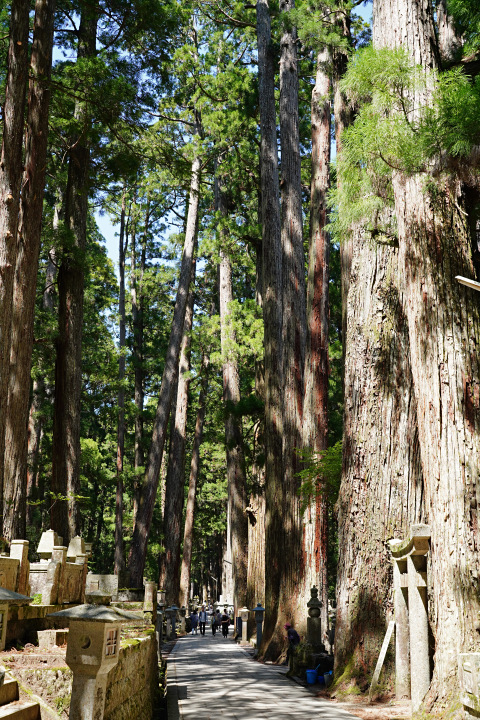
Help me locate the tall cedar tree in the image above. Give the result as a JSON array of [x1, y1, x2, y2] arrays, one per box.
[[375, 0, 480, 708], [160, 277, 195, 605], [4, 0, 56, 540], [255, 0, 284, 658], [51, 5, 98, 542], [114, 188, 127, 575], [217, 204, 249, 612], [302, 46, 331, 633], [128, 116, 202, 587], [0, 0, 30, 533], [179, 354, 210, 607]]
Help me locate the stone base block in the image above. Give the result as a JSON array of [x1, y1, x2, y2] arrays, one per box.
[[0, 679, 19, 705], [37, 629, 68, 649]]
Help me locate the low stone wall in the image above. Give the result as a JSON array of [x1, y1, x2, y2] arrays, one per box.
[[6, 604, 76, 645], [104, 633, 159, 720]]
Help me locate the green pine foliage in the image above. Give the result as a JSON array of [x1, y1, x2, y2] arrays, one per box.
[[331, 45, 480, 242]]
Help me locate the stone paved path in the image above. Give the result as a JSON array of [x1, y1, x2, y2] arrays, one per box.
[[166, 632, 358, 720]]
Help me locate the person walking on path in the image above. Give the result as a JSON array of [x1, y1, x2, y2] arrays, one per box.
[[210, 611, 217, 636], [285, 622, 300, 675], [190, 610, 199, 635], [221, 610, 230, 637], [199, 605, 208, 635]]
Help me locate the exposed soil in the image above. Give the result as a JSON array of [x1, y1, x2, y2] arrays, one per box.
[[316, 691, 411, 720]]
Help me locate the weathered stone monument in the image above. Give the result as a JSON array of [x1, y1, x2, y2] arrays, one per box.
[[143, 581, 157, 626], [307, 585, 323, 652], [388, 524, 431, 712], [30, 530, 88, 604]]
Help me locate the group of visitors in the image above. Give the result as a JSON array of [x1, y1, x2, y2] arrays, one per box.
[[190, 605, 231, 637]]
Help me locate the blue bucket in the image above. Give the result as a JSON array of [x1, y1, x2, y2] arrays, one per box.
[[306, 669, 317, 684]]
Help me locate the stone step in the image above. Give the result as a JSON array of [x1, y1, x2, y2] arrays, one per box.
[[0, 702, 40, 720], [0, 680, 19, 707]]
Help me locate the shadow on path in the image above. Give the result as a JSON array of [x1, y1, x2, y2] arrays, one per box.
[[166, 633, 358, 720]]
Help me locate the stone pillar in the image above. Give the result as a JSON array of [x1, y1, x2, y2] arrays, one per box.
[[393, 558, 410, 699], [239, 607, 249, 646], [253, 604, 265, 649], [9, 540, 29, 596], [407, 553, 429, 711], [143, 582, 157, 626], [77, 554, 89, 603], [156, 608, 164, 662]]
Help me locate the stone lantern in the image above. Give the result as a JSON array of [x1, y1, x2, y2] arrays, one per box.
[[251, 603, 265, 649], [48, 599, 140, 720], [0, 588, 32, 651], [239, 607, 250, 646], [307, 585, 323, 652]]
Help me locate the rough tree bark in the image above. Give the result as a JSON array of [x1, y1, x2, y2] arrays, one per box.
[[302, 47, 331, 634], [131, 200, 147, 529], [4, 0, 56, 540], [335, 233, 424, 690], [114, 189, 127, 575], [0, 0, 30, 532], [374, 0, 480, 707], [26, 240, 58, 526], [266, 0, 309, 647], [247, 239, 266, 631], [160, 275, 195, 606], [51, 7, 97, 543], [255, 0, 284, 658], [128, 117, 202, 587], [178, 353, 210, 607], [217, 174, 248, 612]]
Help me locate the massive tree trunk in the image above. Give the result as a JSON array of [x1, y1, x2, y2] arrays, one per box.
[[0, 0, 30, 531], [4, 0, 56, 541], [128, 123, 201, 587], [247, 240, 266, 627], [335, 232, 424, 691], [178, 353, 210, 607], [217, 176, 248, 612], [373, 0, 480, 707], [161, 277, 195, 606], [131, 200, 147, 528], [302, 48, 331, 634], [27, 241, 58, 527], [51, 7, 97, 543], [114, 189, 127, 575], [255, 0, 284, 658], [271, 0, 309, 644]]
